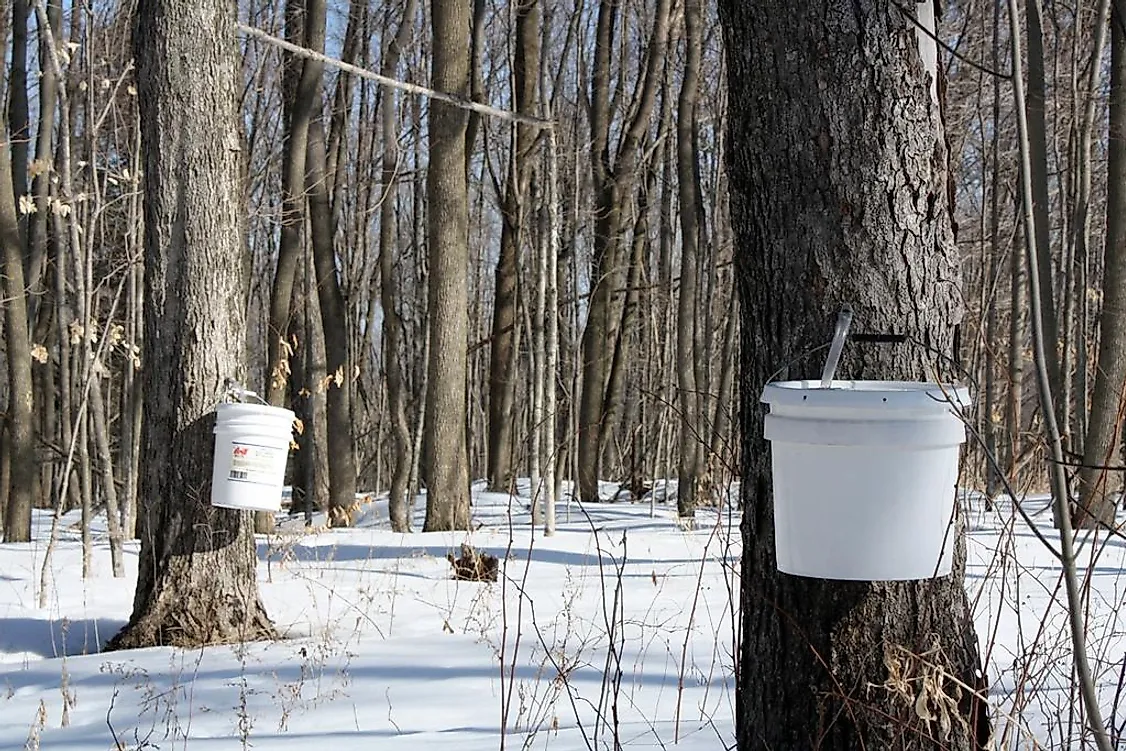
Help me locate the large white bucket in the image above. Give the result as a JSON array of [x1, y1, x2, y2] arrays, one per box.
[[210, 403, 295, 512], [762, 380, 969, 581]]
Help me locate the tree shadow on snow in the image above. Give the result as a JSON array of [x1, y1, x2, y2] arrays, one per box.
[[0, 616, 126, 659], [256, 540, 721, 570]]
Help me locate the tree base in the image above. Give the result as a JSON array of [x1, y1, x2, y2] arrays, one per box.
[[106, 592, 276, 651]]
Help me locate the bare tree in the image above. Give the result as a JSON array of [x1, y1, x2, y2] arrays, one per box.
[[719, 1, 989, 747], [577, 0, 672, 501], [306, 25, 357, 530], [676, 0, 704, 521], [1023, 0, 1064, 442], [265, 0, 323, 406], [107, 0, 275, 649], [378, 0, 419, 534], [487, 0, 539, 493], [422, 0, 472, 532], [0, 93, 36, 544]]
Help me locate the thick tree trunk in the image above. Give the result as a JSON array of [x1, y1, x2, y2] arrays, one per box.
[[1076, 14, 1126, 528], [422, 0, 472, 532], [719, 2, 989, 748], [107, 0, 275, 650]]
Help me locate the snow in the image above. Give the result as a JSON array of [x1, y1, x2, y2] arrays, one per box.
[[1, 484, 739, 750], [1, 483, 1123, 749]]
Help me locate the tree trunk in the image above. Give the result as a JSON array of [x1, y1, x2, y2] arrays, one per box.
[[121, 130, 144, 539], [676, 0, 704, 520], [265, 0, 322, 406], [578, 0, 672, 501], [0, 101, 36, 544], [107, 0, 275, 649], [308, 111, 357, 528], [303, 240, 331, 514], [8, 0, 31, 247], [377, 0, 417, 534], [599, 179, 650, 479], [1024, 0, 1064, 437], [487, 0, 539, 493], [325, 0, 365, 208], [89, 375, 124, 577], [1007, 192, 1025, 481], [709, 291, 738, 465], [26, 0, 62, 302], [286, 258, 317, 520], [576, 0, 623, 503], [464, 0, 486, 173], [1076, 12, 1125, 528], [718, 2, 989, 748], [422, 0, 472, 532], [984, 0, 1006, 499]]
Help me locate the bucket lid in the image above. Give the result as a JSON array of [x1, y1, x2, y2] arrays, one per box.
[[762, 380, 970, 412]]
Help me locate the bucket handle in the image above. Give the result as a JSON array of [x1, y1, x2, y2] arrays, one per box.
[[220, 378, 270, 406], [819, 305, 853, 388], [765, 308, 973, 393]]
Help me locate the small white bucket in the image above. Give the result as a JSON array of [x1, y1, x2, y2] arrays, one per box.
[[762, 380, 969, 581], [210, 402, 295, 512]]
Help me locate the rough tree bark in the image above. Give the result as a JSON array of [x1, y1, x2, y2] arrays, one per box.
[[1077, 11, 1126, 528], [718, 1, 990, 748], [422, 0, 472, 532], [107, 0, 276, 649]]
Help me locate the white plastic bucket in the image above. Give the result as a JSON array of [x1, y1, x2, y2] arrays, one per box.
[[210, 403, 295, 512], [761, 380, 969, 581]]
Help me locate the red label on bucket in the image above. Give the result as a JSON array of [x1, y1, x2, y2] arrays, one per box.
[[227, 442, 285, 484]]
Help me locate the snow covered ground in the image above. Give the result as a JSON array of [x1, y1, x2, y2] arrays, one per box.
[[1, 482, 1123, 749]]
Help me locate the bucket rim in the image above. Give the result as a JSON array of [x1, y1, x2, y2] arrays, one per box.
[[762, 380, 971, 410], [216, 402, 296, 419]]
